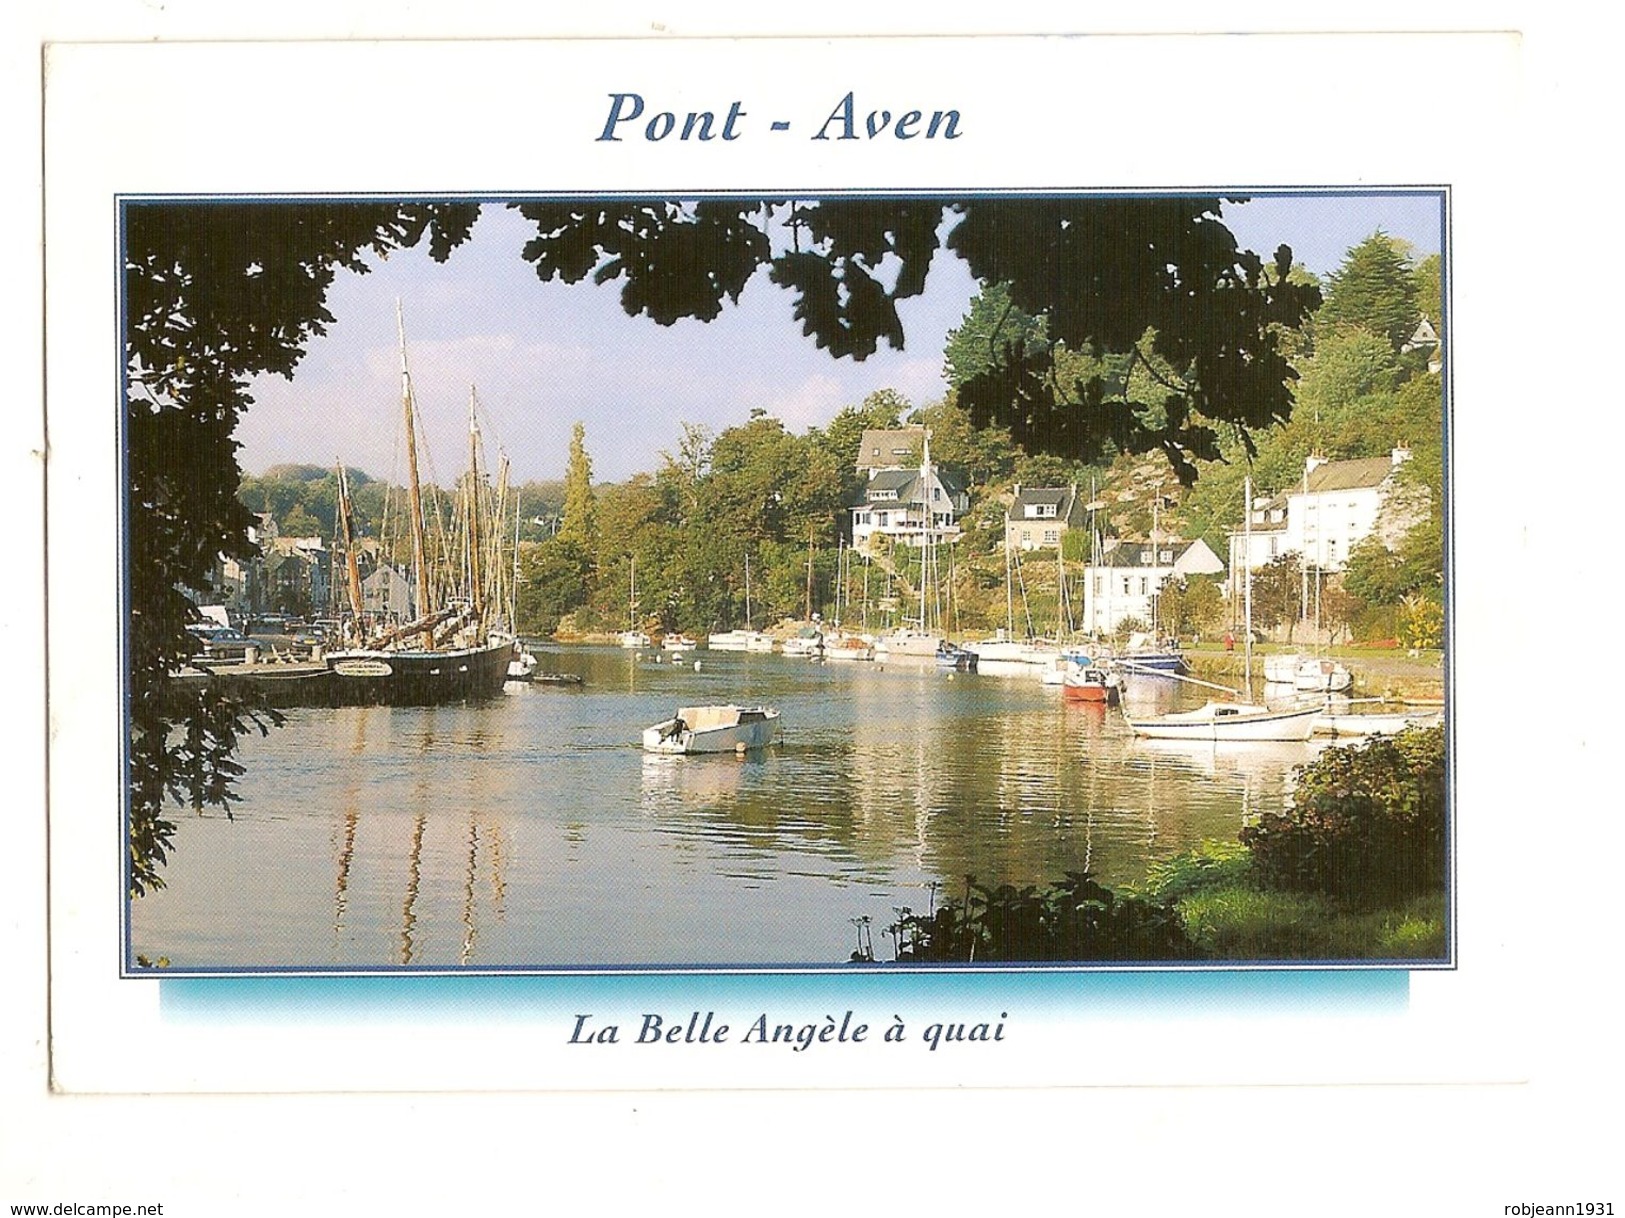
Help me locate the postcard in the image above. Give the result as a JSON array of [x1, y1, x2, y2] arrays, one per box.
[[37, 27, 1544, 1121]]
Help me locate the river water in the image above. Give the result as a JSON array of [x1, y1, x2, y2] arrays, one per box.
[[129, 647, 1330, 970]]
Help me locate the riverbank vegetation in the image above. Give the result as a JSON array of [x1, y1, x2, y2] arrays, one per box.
[[878, 723, 1448, 963]]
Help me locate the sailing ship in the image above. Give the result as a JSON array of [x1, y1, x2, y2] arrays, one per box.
[[324, 305, 515, 706]]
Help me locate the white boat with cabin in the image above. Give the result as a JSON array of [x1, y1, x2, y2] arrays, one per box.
[[1266, 653, 1353, 693], [641, 704, 782, 754], [1123, 699, 1319, 742], [781, 626, 825, 658], [874, 626, 940, 658]]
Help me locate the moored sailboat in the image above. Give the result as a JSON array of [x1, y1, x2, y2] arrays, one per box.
[[324, 307, 515, 706]]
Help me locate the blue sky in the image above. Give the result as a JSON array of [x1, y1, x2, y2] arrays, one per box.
[[237, 192, 1443, 486]]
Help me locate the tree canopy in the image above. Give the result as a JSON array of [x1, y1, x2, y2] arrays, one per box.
[[517, 198, 1319, 485], [1316, 230, 1420, 351]]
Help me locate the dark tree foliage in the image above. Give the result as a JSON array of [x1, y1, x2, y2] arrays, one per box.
[[513, 198, 1320, 485], [1240, 726, 1447, 909], [124, 201, 479, 894], [887, 872, 1199, 963]]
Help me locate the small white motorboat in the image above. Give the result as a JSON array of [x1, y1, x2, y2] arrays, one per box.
[[1123, 699, 1319, 742], [1264, 654, 1353, 693], [641, 704, 782, 754], [781, 627, 824, 658], [619, 630, 652, 650], [662, 633, 699, 653], [506, 646, 539, 682]]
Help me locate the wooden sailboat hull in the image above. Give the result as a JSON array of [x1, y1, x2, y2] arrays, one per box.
[[326, 637, 514, 706]]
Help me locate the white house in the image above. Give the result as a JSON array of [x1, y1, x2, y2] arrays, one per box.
[[1227, 447, 1416, 608], [1080, 537, 1224, 635], [850, 426, 968, 550]]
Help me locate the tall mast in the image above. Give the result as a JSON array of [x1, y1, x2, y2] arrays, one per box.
[[805, 524, 816, 622], [465, 387, 484, 623], [919, 429, 932, 631], [335, 460, 365, 626], [745, 552, 753, 630], [1244, 473, 1255, 700], [396, 301, 434, 623], [510, 487, 522, 631], [491, 449, 511, 622]]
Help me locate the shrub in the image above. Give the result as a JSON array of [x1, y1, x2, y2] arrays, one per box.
[[887, 872, 1201, 963], [1240, 725, 1447, 908], [1140, 839, 1254, 901]]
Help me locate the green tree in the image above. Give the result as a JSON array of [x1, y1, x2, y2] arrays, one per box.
[[516, 536, 592, 635], [1249, 552, 1303, 640], [558, 421, 595, 546], [907, 393, 1018, 489], [1157, 574, 1224, 637], [943, 281, 1048, 389], [1413, 252, 1443, 339], [1317, 231, 1419, 352]]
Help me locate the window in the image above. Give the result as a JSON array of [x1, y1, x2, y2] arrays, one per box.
[[933, 487, 941, 500], [1044, 530, 1059, 544], [1139, 577, 1148, 596], [1094, 575, 1103, 595], [1122, 578, 1131, 596]]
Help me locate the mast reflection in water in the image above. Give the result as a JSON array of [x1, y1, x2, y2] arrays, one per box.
[[130, 648, 1323, 969]]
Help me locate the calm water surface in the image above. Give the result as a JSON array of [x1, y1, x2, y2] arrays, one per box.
[[130, 647, 1329, 968]]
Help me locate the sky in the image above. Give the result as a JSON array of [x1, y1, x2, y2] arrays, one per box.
[[236, 192, 1444, 487]]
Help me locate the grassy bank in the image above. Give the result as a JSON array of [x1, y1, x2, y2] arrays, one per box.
[[1186, 645, 1445, 704]]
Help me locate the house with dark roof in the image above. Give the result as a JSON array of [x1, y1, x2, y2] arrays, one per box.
[[850, 427, 969, 549], [1004, 484, 1089, 552]]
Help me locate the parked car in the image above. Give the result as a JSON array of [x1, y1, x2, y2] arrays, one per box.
[[186, 623, 254, 663]]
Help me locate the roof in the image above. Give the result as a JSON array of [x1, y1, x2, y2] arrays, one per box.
[[1302, 455, 1397, 494], [1092, 539, 1219, 571], [1007, 485, 1082, 523], [852, 465, 966, 508], [856, 427, 926, 471], [1011, 487, 1070, 509], [1101, 541, 1181, 567]]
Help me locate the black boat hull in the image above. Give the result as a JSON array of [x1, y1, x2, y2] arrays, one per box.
[[326, 639, 514, 706]]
